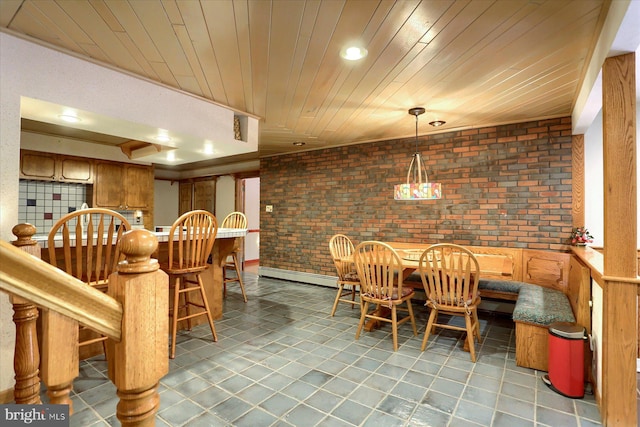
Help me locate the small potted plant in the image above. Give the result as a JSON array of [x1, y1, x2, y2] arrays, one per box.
[[570, 226, 593, 246]]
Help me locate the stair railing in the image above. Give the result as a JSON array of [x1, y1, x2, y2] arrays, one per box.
[[1, 225, 168, 426]]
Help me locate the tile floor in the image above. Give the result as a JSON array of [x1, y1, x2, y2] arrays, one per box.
[[50, 272, 605, 426]]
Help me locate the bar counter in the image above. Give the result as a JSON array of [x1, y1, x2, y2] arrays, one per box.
[[35, 228, 247, 359]]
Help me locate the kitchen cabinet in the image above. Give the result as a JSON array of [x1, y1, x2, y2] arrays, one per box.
[[20, 150, 93, 183], [179, 182, 192, 215], [178, 179, 216, 215], [193, 180, 215, 213], [93, 161, 153, 209]]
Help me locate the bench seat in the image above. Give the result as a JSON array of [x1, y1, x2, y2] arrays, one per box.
[[513, 284, 575, 371], [478, 279, 526, 301], [513, 284, 575, 326]]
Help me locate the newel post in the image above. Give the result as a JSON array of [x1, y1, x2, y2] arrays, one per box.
[[10, 223, 42, 404], [107, 229, 168, 426]]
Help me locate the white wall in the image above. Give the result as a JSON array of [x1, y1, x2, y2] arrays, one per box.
[[584, 110, 604, 247], [153, 180, 179, 227], [215, 176, 236, 220], [244, 177, 260, 261], [585, 100, 640, 248]]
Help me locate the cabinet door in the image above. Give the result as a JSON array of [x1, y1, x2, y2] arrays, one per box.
[[125, 165, 152, 209], [179, 182, 193, 215], [94, 162, 124, 208], [20, 151, 56, 180], [59, 156, 93, 183], [193, 180, 215, 213]]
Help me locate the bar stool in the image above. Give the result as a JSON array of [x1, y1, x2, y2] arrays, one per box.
[[47, 208, 130, 355], [221, 212, 248, 303], [161, 210, 218, 359]]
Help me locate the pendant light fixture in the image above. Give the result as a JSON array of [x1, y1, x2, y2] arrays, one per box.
[[394, 107, 442, 200]]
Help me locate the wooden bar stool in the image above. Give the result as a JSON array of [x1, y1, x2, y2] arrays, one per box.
[[161, 210, 218, 359], [221, 212, 248, 303], [47, 208, 130, 355]]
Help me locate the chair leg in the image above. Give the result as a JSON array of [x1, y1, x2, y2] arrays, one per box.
[[472, 308, 481, 343], [421, 307, 438, 351], [406, 299, 417, 336], [232, 253, 248, 303], [170, 276, 181, 359], [184, 280, 193, 331], [330, 283, 345, 316], [355, 301, 369, 340], [350, 286, 357, 307], [465, 312, 477, 362], [391, 305, 398, 351], [196, 274, 218, 342]]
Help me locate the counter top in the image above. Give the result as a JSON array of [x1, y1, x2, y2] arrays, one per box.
[[32, 228, 247, 249]]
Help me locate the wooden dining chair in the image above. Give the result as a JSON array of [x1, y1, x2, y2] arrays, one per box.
[[328, 234, 360, 316], [418, 243, 482, 362], [162, 210, 218, 359], [47, 208, 131, 353], [221, 211, 248, 302], [353, 241, 417, 351]]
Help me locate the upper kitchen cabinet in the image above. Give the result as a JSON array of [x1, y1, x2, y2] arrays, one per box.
[[94, 161, 153, 210], [178, 179, 216, 215], [179, 182, 193, 215], [193, 180, 215, 213], [20, 150, 93, 183]]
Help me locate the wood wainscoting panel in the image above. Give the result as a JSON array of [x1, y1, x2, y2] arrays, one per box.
[[522, 249, 570, 292], [515, 322, 549, 371]]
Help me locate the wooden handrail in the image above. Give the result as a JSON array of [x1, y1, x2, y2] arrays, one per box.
[[0, 240, 123, 341]]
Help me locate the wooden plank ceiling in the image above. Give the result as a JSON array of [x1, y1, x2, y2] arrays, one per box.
[[1, 0, 608, 169]]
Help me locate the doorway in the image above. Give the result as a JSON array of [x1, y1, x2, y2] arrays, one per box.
[[242, 177, 260, 270]]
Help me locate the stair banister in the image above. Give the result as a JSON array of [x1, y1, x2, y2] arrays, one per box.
[[9, 223, 42, 405], [2, 227, 168, 425]]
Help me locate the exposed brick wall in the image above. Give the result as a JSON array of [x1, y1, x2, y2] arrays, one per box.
[[260, 117, 573, 277]]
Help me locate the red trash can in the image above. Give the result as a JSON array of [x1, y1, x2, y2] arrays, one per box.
[[542, 322, 586, 398]]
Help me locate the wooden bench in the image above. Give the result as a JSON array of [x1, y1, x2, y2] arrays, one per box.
[[512, 284, 576, 371], [396, 243, 582, 371]]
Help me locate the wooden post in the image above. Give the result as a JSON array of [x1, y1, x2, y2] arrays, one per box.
[[40, 310, 78, 411], [107, 229, 168, 426], [601, 52, 637, 426], [40, 231, 79, 412], [10, 224, 41, 404]]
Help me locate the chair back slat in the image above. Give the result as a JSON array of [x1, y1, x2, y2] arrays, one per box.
[[167, 210, 218, 272], [48, 208, 131, 288], [419, 244, 480, 308], [221, 212, 247, 229], [354, 241, 404, 301], [329, 234, 357, 281]]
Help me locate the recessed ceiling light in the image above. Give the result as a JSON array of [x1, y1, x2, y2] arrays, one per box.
[[429, 120, 446, 127], [154, 134, 171, 143], [293, 141, 305, 146], [340, 46, 368, 61], [59, 114, 80, 123]]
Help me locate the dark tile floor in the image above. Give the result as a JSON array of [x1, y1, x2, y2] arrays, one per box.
[[50, 272, 604, 426]]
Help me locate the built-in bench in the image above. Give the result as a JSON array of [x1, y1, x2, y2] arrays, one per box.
[[396, 243, 583, 371]]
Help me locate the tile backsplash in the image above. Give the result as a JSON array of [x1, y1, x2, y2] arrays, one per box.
[[18, 180, 136, 234]]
